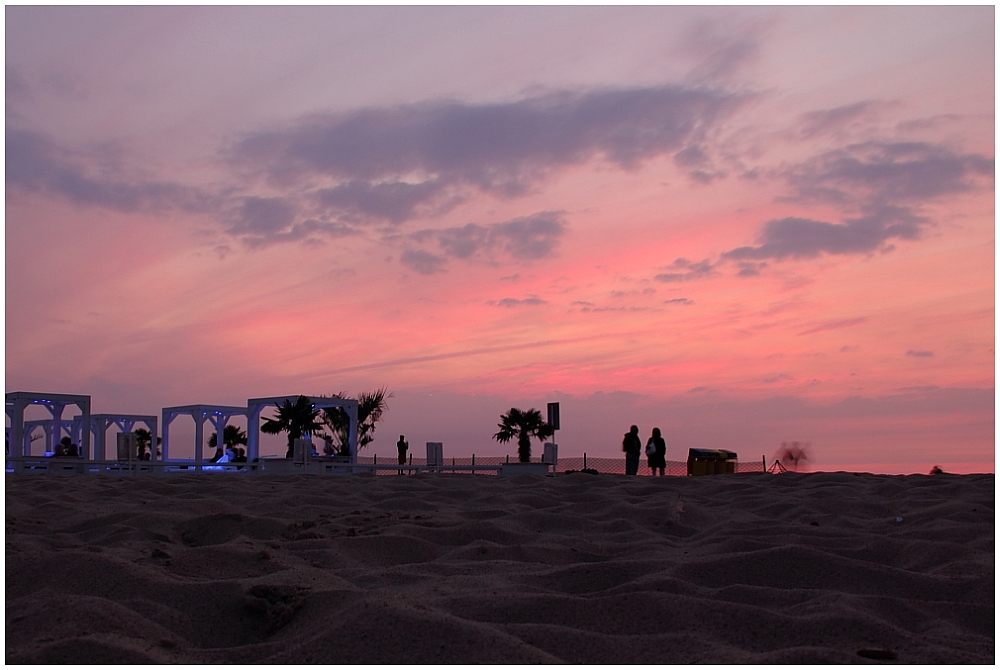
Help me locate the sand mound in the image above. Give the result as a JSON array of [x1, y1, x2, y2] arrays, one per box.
[[5, 471, 993, 663]]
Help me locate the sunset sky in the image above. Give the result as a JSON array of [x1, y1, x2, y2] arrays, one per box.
[[6, 6, 994, 472]]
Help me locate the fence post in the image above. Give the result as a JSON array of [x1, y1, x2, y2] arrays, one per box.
[[584, 452, 587, 470], [506, 454, 510, 464], [762, 455, 765, 472], [374, 453, 377, 466], [471, 453, 475, 475]]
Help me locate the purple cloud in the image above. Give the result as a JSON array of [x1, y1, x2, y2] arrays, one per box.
[[6, 128, 212, 214], [227, 196, 297, 235], [491, 296, 547, 307], [723, 207, 925, 261], [654, 258, 716, 282], [718, 138, 992, 267], [407, 211, 567, 271], [233, 85, 749, 222], [797, 317, 867, 336], [10, 83, 750, 251], [399, 249, 447, 275], [795, 101, 882, 139], [784, 141, 993, 205], [313, 179, 450, 224]]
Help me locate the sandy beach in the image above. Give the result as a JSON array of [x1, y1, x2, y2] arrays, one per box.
[[5, 471, 993, 664]]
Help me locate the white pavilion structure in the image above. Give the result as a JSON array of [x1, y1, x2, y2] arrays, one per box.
[[161, 404, 248, 465], [88, 414, 159, 461], [6, 391, 92, 461], [6, 391, 363, 474], [247, 395, 359, 461]]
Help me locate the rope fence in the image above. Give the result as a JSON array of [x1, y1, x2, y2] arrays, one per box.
[[6, 453, 765, 476], [355, 454, 764, 476]]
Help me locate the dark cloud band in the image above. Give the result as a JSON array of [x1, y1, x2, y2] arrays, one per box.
[[402, 212, 567, 274]]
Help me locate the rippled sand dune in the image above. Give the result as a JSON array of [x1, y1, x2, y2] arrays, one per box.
[[5, 471, 994, 663]]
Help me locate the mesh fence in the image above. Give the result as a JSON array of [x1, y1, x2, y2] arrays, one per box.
[[354, 455, 764, 476]]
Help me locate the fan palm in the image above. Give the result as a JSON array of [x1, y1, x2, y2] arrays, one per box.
[[134, 428, 161, 459], [318, 387, 391, 454], [260, 396, 323, 458], [493, 407, 554, 463], [208, 425, 248, 450]]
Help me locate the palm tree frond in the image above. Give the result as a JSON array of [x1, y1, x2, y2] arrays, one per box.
[[493, 407, 554, 462]]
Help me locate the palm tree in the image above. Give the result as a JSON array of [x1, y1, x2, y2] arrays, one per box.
[[493, 407, 554, 463], [208, 425, 248, 450], [134, 428, 161, 459], [318, 388, 392, 455], [260, 396, 323, 458]]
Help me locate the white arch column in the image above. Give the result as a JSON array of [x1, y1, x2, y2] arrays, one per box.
[[247, 395, 359, 463], [162, 405, 247, 469], [87, 414, 159, 461], [5, 392, 91, 463]]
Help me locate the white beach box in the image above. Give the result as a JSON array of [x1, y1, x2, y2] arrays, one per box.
[[293, 438, 313, 465], [542, 442, 558, 468], [116, 432, 137, 461], [426, 442, 443, 466]]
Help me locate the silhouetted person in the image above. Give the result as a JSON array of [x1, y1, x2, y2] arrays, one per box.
[[397, 435, 409, 474], [210, 448, 224, 463], [646, 427, 666, 476], [623, 425, 641, 476], [56, 436, 80, 458]]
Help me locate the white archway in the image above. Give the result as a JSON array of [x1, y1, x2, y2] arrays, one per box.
[[6, 392, 91, 467], [88, 414, 159, 461], [161, 405, 247, 467], [247, 395, 358, 462]]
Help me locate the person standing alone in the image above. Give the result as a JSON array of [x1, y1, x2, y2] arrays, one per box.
[[396, 435, 409, 474], [646, 427, 666, 476], [623, 425, 641, 476]]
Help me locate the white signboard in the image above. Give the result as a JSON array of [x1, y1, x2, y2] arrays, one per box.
[[426, 442, 443, 466], [117, 432, 137, 462]]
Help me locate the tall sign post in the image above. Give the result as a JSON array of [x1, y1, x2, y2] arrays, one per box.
[[546, 402, 560, 433], [544, 403, 560, 470]]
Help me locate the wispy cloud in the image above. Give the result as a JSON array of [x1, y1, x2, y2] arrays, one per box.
[[313, 179, 451, 224], [784, 141, 993, 206], [11, 83, 752, 250], [718, 139, 993, 267], [654, 258, 716, 282], [797, 317, 867, 336], [722, 207, 925, 261], [399, 249, 447, 275], [403, 211, 567, 273], [489, 296, 547, 307], [6, 128, 213, 214], [678, 17, 767, 84], [906, 349, 934, 358], [794, 101, 886, 139], [232, 85, 749, 224], [238, 85, 748, 179]]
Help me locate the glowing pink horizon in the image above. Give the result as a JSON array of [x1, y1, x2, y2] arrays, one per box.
[[5, 7, 994, 473]]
